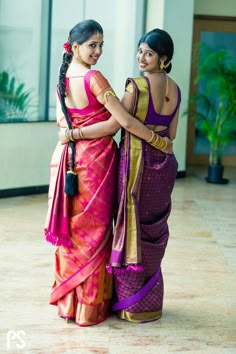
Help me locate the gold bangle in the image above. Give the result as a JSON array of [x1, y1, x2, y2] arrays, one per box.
[[161, 137, 167, 150], [155, 138, 165, 150], [71, 129, 75, 141], [65, 128, 75, 141], [150, 134, 167, 151], [146, 130, 155, 143], [150, 133, 160, 147], [69, 129, 75, 141], [78, 128, 85, 139]]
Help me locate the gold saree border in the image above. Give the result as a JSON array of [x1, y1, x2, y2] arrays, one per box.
[[125, 77, 149, 263], [75, 299, 111, 326], [118, 309, 162, 323]]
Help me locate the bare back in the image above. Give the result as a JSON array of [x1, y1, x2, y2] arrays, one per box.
[[65, 64, 90, 110]]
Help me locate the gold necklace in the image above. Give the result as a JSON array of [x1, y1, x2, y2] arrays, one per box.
[[149, 70, 164, 74]]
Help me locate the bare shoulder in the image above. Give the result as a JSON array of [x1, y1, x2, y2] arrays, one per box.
[[167, 75, 177, 87], [167, 76, 180, 96]]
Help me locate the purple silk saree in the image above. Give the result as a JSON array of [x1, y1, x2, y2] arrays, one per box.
[[110, 77, 178, 323]]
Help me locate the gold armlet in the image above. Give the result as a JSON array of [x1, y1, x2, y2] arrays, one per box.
[[103, 90, 116, 104]]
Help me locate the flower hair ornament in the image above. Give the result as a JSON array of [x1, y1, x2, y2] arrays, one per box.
[[63, 41, 72, 55]]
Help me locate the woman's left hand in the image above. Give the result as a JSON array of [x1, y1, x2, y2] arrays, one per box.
[[58, 128, 70, 144]]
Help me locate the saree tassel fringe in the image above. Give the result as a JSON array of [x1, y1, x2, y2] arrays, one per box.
[[106, 264, 144, 274], [45, 230, 73, 248]]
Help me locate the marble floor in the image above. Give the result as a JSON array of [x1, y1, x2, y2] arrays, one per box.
[[0, 166, 236, 354]]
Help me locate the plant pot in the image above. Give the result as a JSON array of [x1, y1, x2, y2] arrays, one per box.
[[206, 164, 229, 184]]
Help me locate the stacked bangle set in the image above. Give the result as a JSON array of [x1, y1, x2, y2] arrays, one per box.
[[146, 130, 168, 151], [65, 128, 84, 141]]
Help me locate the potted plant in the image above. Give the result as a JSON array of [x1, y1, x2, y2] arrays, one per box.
[[0, 70, 31, 122], [186, 44, 236, 184]]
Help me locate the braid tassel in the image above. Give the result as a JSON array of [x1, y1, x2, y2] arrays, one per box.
[[65, 170, 78, 196], [64, 141, 78, 196]]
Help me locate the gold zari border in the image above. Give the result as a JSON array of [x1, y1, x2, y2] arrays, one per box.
[[125, 77, 149, 263], [118, 309, 162, 323]]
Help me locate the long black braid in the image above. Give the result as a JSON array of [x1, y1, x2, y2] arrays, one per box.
[[57, 20, 104, 196], [58, 52, 78, 196]]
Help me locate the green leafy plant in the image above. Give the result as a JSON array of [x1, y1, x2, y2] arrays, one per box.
[[0, 70, 31, 121], [185, 44, 236, 165]]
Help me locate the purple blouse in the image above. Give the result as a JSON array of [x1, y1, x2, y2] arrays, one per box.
[[145, 77, 181, 127]]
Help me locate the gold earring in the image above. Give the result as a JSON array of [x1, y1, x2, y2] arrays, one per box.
[[160, 62, 164, 70]]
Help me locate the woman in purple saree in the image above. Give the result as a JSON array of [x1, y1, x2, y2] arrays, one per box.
[[108, 28, 181, 322]]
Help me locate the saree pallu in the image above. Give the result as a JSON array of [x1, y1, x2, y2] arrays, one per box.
[[45, 108, 117, 326], [110, 77, 178, 323]]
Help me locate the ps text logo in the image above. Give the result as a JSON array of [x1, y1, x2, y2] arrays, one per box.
[[6, 330, 26, 350]]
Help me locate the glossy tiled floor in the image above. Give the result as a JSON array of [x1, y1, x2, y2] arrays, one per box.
[[0, 167, 236, 354]]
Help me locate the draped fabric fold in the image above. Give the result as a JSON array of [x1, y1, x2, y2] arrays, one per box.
[[109, 77, 149, 269], [44, 144, 72, 247]]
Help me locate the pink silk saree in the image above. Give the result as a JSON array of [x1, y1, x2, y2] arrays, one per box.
[[45, 70, 117, 326]]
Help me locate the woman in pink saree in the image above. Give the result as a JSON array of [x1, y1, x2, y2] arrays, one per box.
[[45, 20, 172, 327]]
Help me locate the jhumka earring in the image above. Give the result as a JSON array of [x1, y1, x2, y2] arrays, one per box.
[[160, 62, 164, 71]]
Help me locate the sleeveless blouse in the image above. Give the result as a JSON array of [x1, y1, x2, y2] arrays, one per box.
[[145, 77, 181, 127], [64, 70, 109, 115]]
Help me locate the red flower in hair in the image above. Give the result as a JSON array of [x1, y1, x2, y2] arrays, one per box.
[[63, 41, 72, 55]]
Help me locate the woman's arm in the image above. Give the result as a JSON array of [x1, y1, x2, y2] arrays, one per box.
[[102, 95, 152, 141], [79, 116, 120, 137], [58, 115, 120, 144], [59, 83, 172, 153]]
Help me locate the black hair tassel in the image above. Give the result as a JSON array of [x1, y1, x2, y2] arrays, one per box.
[[64, 141, 78, 196], [65, 170, 78, 196]]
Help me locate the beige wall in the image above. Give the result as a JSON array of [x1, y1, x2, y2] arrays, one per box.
[[146, 0, 195, 172], [0, 123, 57, 189], [194, 0, 236, 16]]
